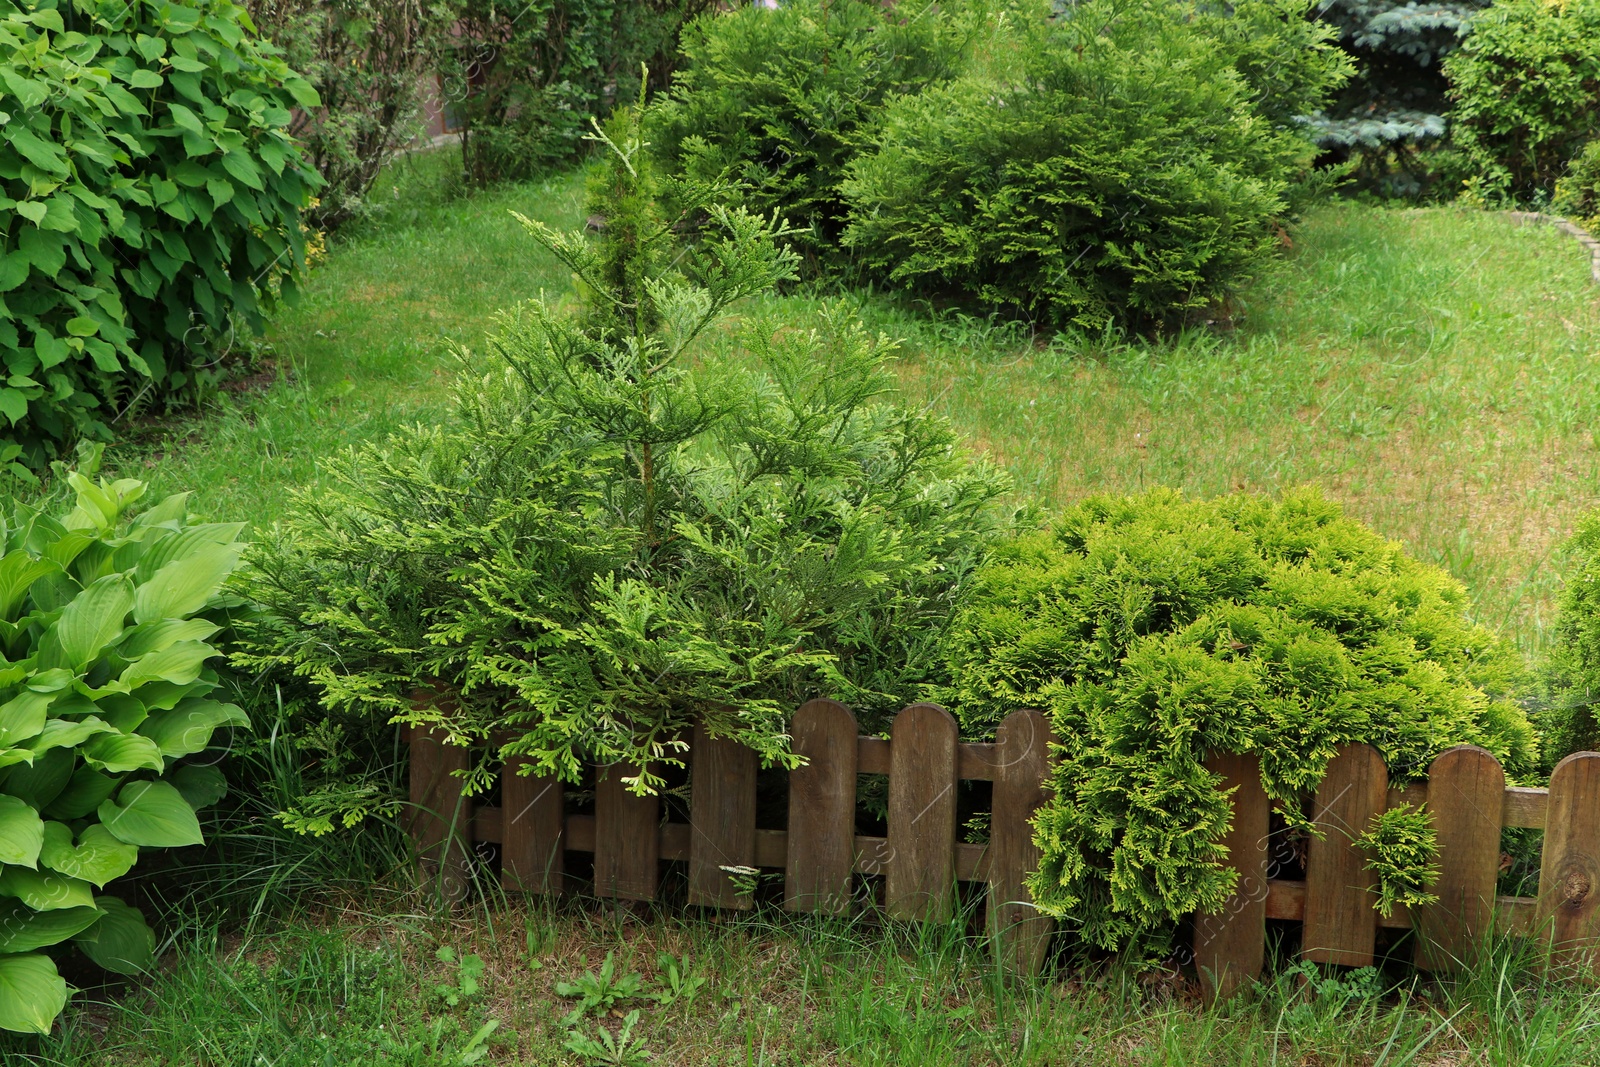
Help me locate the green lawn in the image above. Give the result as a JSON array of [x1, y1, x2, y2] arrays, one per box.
[[35, 153, 1600, 1066]]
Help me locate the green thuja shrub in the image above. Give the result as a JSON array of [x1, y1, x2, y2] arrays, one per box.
[[241, 101, 1009, 797], [0, 448, 248, 1032], [841, 0, 1347, 329], [646, 0, 970, 260], [0, 0, 318, 463], [942, 488, 1535, 954], [1542, 513, 1600, 768], [1444, 0, 1600, 201]]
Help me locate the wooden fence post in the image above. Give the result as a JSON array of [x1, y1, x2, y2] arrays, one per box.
[[1539, 751, 1600, 969], [988, 708, 1055, 976], [1195, 751, 1270, 1003], [1415, 745, 1504, 971], [594, 763, 660, 902], [886, 703, 959, 922], [499, 737, 565, 895], [689, 722, 758, 909], [786, 699, 858, 915], [1303, 743, 1387, 967], [408, 724, 471, 905]]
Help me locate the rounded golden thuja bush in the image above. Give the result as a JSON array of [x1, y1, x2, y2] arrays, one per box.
[[942, 488, 1536, 954]]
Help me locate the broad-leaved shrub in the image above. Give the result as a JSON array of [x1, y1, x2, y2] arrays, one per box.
[[1543, 512, 1600, 767], [1554, 140, 1600, 226], [841, 0, 1346, 329], [943, 489, 1535, 953], [1444, 0, 1600, 200], [0, 0, 318, 463], [0, 450, 248, 1032], [241, 103, 1009, 796], [647, 0, 969, 260]]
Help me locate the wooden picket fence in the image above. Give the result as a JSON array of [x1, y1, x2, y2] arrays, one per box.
[[406, 698, 1600, 1000]]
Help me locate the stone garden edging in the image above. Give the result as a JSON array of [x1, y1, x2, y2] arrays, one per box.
[[1507, 210, 1600, 286]]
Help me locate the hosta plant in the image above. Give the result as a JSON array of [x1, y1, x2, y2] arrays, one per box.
[[0, 451, 247, 1033]]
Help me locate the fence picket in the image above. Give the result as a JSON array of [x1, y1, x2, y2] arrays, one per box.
[[1539, 751, 1600, 968], [499, 739, 565, 894], [689, 723, 758, 909], [988, 709, 1055, 976], [594, 763, 660, 902], [1415, 745, 1504, 971], [1194, 751, 1270, 1003], [886, 703, 959, 922], [408, 724, 471, 904], [1303, 743, 1386, 967], [785, 699, 859, 914]]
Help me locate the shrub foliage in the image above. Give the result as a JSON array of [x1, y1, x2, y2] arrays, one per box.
[[840, 0, 1347, 329], [647, 0, 968, 259], [242, 104, 1008, 795], [0, 0, 317, 462], [0, 452, 248, 1032], [1543, 512, 1600, 768], [1444, 0, 1600, 200], [942, 489, 1535, 953]]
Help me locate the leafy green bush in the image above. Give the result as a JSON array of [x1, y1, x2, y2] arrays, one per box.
[[1554, 139, 1600, 225], [1444, 0, 1600, 200], [942, 488, 1535, 953], [0, 0, 318, 463], [0, 451, 248, 1032], [646, 0, 969, 260], [244, 0, 451, 230], [840, 0, 1347, 329], [445, 0, 711, 186], [241, 102, 1009, 796]]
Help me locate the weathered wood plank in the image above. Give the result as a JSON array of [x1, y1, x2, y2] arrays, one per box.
[[496, 731, 564, 894], [408, 725, 472, 904], [1415, 745, 1505, 971], [593, 764, 660, 902], [1502, 786, 1548, 829], [1195, 751, 1270, 1003], [988, 709, 1055, 976], [1539, 751, 1600, 968], [1265, 879, 1537, 936], [1303, 744, 1387, 967], [886, 703, 959, 922], [858, 736, 1003, 780], [786, 699, 858, 914], [688, 723, 758, 909]]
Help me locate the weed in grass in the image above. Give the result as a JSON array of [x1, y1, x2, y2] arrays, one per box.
[[556, 951, 648, 1024], [563, 1009, 652, 1067]]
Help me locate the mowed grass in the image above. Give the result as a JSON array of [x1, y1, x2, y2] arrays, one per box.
[[19, 897, 1600, 1067]]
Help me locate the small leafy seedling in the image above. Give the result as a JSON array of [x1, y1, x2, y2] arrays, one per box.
[[435, 946, 487, 1007], [563, 1009, 651, 1067], [555, 951, 646, 1024], [653, 951, 706, 1007]]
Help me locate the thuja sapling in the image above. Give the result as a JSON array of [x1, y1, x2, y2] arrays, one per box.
[[242, 85, 1010, 808]]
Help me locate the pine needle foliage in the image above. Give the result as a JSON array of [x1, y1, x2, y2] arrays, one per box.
[[239, 97, 1010, 795], [941, 488, 1535, 954]]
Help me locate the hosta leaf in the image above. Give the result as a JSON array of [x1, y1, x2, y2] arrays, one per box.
[[75, 897, 154, 975], [0, 866, 95, 911], [115, 618, 218, 659], [0, 900, 101, 953], [43, 765, 121, 821], [0, 953, 68, 1034], [54, 574, 134, 668], [0, 796, 43, 869], [98, 780, 201, 847], [81, 732, 163, 774], [0, 691, 50, 747], [116, 641, 216, 690], [169, 764, 226, 811], [0, 749, 71, 810], [137, 699, 247, 758], [26, 716, 118, 755], [131, 541, 244, 623], [39, 823, 136, 888], [0, 552, 58, 621]]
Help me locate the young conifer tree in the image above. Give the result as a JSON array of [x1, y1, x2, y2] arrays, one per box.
[[244, 82, 1008, 798]]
